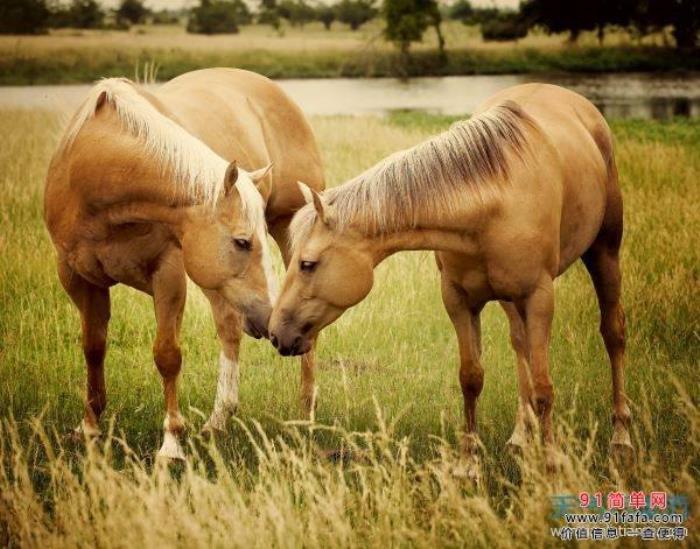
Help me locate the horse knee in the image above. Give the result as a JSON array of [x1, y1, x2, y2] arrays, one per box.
[[460, 364, 484, 400], [83, 341, 106, 367], [154, 341, 182, 379], [508, 327, 526, 355], [601, 306, 625, 352], [532, 382, 553, 416]]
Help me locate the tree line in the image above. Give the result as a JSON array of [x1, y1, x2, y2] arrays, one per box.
[[1, 0, 698, 51]]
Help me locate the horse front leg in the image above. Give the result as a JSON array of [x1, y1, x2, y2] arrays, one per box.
[[202, 290, 243, 434], [500, 301, 537, 450], [151, 249, 187, 460], [299, 340, 318, 421], [269, 215, 318, 421], [440, 273, 484, 482], [58, 260, 111, 439], [518, 275, 557, 467]]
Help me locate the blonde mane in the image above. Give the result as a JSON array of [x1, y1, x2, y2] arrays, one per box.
[[290, 101, 534, 251], [60, 78, 263, 223]]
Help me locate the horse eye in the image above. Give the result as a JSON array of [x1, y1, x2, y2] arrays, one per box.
[[300, 260, 317, 273], [233, 238, 251, 251]]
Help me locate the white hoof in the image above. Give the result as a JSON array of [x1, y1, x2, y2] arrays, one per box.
[[506, 429, 529, 452], [545, 444, 564, 472], [300, 389, 317, 422], [452, 456, 482, 485], [202, 406, 236, 435], [157, 431, 186, 461], [67, 420, 100, 443]]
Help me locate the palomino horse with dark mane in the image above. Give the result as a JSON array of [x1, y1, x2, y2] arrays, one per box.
[[45, 68, 324, 459], [270, 84, 631, 474]]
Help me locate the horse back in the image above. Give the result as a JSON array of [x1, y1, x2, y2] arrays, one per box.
[[478, 84, 618, 274], [155, 68, 325, 219]]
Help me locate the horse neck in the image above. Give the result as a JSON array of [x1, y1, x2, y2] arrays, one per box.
[[368, 228, 471, 264]]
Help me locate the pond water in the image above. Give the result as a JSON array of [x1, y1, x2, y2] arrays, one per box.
[[1, 72, 699, 120]]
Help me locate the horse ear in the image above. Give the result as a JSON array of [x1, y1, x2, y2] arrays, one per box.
[[298, 181, 332, 226], [95, 91, 108, 113], [249, 163, 274, 197], [224, 161, 238, 196]]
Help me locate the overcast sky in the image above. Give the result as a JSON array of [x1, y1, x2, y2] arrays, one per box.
[[100, 0, 520, 11]]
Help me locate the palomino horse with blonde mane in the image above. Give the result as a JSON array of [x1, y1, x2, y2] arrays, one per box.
[[45, 68, 324, 459], [270, 84, 631, 474]]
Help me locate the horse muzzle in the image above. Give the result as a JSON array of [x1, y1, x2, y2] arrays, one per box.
[[270, 330, 310, 356], [243, 305, 271, 340]]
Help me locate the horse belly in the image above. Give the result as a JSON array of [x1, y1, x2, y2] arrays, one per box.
[[557, 173, 608, 274]]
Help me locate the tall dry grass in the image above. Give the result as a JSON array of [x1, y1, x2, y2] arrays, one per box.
[[0, 109, 698, 546], [0, 22, 692, 84], [1, 394, 698, 547]]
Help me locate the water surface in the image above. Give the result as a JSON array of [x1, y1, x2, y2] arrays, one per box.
[[1, 73, 699, 119]]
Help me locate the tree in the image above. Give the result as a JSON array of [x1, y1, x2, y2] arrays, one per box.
[[480, 12, 527, 42], [668, 0, 699, 49], [336, 0, 376, 31], [258, 0, 281, 30], [278, 0, 315, 27], [628, 0, 697, 48], [0, 0, 50, 34], [520, 0, 632, 45], [316, 5, 336, 30], [53, 0, 104, 29], [117, 0, 149, 25], [187, 0, 251, 34], [448, 0, 472, 22], [383, 0, 443, 61]]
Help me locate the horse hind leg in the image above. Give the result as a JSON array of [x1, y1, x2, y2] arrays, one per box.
[[582, 221, 632, 454], [58, 260, 110, 439]]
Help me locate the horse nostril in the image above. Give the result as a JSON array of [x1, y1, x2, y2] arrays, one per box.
[[270, 334, 279, 348]]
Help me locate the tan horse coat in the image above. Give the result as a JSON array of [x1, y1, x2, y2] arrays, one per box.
[[271, 84, 630, 475], [45, 68, 324, 458]]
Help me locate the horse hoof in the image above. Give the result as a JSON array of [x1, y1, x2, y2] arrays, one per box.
[[65, 422, 100, 444], [610, 441, 634, 465], [506, 432, 528, 454], [200, 421, 225, 440], [157, 433, 186, 461], [544, 446, 564, 473], [452, 458, 482, 486]]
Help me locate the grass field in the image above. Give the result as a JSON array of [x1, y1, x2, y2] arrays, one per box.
[[0, 108, 699, 546], [1, 22, 698, 84]]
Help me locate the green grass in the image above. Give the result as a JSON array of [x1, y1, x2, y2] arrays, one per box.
[[0, 110, 698, 546], [0, 22, 698, 84]]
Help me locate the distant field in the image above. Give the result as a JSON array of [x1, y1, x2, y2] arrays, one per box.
[[1, 21, 698, 84], [0, 107, 698, 546]]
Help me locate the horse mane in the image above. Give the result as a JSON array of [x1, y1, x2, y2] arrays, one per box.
[[58, 78, 263, 224], [290, 101, 535, 251]]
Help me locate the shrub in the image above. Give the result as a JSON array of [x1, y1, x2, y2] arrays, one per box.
[[0, 0, 50, 34], [481, 13, 528, 42], [277, 0, 315, 27], [117, 0, 149, 26], [51, 0, 105, 30], [316, 5, 336, 30], [336, 0, 376, 31], [187, 0, 251, 34]]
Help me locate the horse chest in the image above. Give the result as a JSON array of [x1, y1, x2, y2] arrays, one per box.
[[69, 223, 174, 292]]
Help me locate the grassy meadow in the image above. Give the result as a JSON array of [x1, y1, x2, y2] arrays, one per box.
[[0, 107, 699, 546], [2, 21, 699, 84]]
